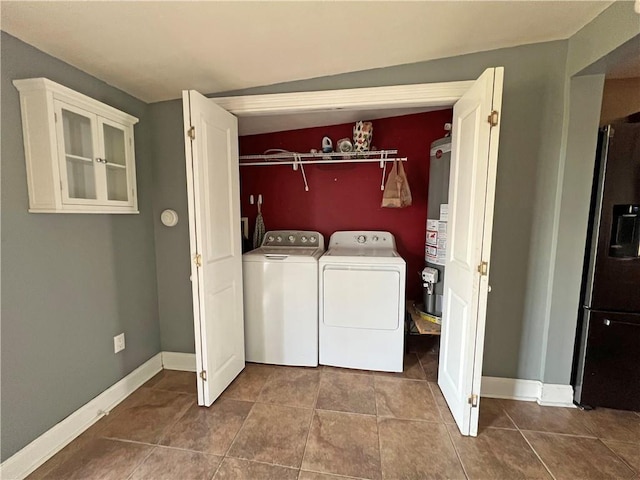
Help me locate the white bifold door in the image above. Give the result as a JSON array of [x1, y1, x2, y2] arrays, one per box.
[[438, 67, 504, 436], [183, 90, 245, 406]]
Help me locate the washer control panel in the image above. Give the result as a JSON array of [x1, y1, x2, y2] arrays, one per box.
[[262, 231, 324, 249]]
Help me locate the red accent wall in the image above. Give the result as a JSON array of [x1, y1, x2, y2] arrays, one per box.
[[240, 110, 452, 300]]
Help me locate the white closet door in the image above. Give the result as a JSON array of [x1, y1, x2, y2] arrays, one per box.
[[183, 89, 245, 406], [438, 67, 503, 436]]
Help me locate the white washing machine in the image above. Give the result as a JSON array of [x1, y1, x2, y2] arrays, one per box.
[[319, 231, 406, 372], [243, 230, 324, 367]]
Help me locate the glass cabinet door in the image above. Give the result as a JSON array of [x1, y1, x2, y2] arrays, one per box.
[[54, 100, 135, 209], [59, 105, 98, 200], [101, 120, 130, 203]]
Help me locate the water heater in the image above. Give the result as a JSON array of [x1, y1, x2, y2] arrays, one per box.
[[423, 132, 451, 317]]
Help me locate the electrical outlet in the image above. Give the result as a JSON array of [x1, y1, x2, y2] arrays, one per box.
[[114, 333, 125, 353]]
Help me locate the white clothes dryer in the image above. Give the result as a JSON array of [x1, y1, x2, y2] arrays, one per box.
[[242, 230, 324, 367], [319, 231, 406, 372]]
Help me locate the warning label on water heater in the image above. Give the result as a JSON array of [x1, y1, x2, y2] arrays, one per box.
[[426, 229, 438, 246], [425, 205, 448, 265]]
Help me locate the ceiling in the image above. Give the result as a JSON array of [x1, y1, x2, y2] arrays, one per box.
[[1, 1, 614, 104]]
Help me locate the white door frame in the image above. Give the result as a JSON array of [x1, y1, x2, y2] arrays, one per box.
[[212, 81, 473, 117]]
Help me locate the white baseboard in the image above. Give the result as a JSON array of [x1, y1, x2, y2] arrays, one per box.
[[161, 351, 196, 372], [481, 376, 575, 407], [481, 376, 541, 402], [539, 383, 575, 407], [1, 353, 163, 480]]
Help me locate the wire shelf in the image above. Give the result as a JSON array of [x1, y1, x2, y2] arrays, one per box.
[[238, 149, 406, 191], [239, 149, 403, 166]]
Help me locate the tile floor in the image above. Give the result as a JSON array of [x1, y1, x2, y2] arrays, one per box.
[[28, 344, 640, 480]]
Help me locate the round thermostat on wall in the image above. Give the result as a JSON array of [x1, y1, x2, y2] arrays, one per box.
[[161, 209, 178, 227]]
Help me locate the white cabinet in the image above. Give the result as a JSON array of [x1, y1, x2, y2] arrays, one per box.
[[13, 78, 139, 213]]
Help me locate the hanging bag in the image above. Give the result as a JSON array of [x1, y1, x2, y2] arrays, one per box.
[[382, 160, 412, 208]]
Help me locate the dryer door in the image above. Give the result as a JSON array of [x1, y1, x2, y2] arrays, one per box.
[[320, 263, 405, 372], [323, 266, 401, 330]]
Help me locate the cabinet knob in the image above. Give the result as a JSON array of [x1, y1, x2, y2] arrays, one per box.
[[603, 319, 611, 326], [95, 158, 107, 164]]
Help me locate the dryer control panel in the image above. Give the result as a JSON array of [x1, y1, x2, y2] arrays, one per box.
[[262, 230, 324, 249], [328, 231, 396, 249]]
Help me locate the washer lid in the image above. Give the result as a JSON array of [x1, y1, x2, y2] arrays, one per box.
[[243, 246, 324, 262]]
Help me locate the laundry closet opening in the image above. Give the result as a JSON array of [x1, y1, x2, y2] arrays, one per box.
[[237, 109, 453, 302], [185, 69, 503, 436]]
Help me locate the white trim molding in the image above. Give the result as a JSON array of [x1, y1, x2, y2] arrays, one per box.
[[161, 351, 197, 372], [539, 383, 576, 407], [13, 78, 139, 125], [1, 354, 162, 480], [481, 376, 575, 407], [481, 376, 541, 402], [212, 81, 474, 117]]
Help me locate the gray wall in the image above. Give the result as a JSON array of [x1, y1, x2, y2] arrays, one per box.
[[1, 32, 160, 460], [541, 0, 640, 384], [150, 40, 570, 383], [544, 74, 604, 385], [149, 100, 195, 352], [566, 1, 640, 77]]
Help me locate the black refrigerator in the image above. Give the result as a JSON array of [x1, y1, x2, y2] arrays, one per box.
[[572, 122, 640, 411]]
